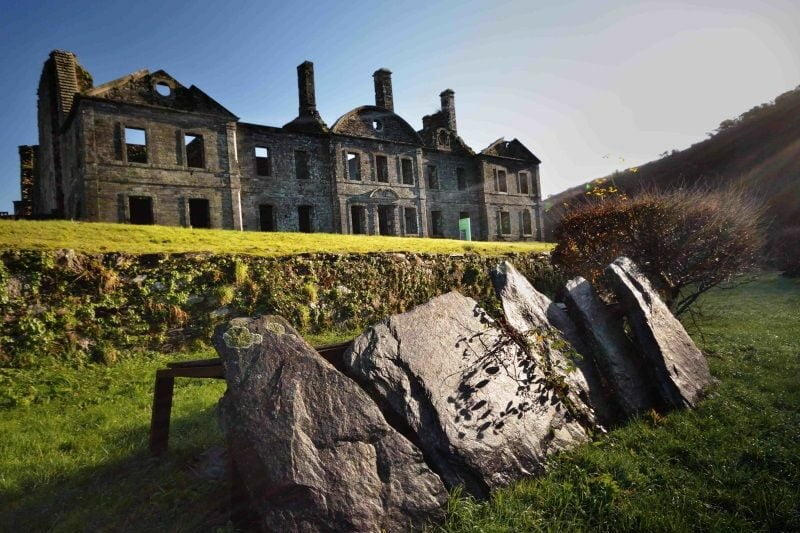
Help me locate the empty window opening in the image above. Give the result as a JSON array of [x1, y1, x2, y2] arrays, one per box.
[[497, 169, 508, 193], [188, 198, 211, 229], [456, 167, 467, 191], [438, 130, 450, 147], [522, 209, 533, 235], [155, 82, 171, 97], [378, 205, 396, 236], [259, 204, 275, 231], [401, 158, 414, 185], [519, 172, 529, 195], [376, 155, 389, 182], [298, 205, 313, 233], [128, 196, 153, 225], [184, 134, 205, 168], [351, 205, 367, 235], [499, 211, 511, 235], [431, 210, 443, 237], [427, 165, 439, 190], [346, 152, 361, 180], [125, 127, 147, 164], [372, 119, 383, 131], [255, 146, 271, 176], [404, 207, 418, 235], [295, 150, 309, 179]]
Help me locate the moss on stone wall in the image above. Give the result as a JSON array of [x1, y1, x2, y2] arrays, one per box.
[[0, 249, 558, 368]]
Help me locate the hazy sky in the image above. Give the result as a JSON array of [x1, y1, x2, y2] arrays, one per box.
[[0, 0, 798, 211]]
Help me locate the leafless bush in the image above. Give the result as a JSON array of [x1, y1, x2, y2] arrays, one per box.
[[551, 187, 765, 315]]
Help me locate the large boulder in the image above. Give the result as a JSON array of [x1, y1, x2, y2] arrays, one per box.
[[565, 276, 654, 417], [605, 257, 712, 408], [344, 291, 592, 499], [489, 261, 613, 424], [213, 315, 447, 533]]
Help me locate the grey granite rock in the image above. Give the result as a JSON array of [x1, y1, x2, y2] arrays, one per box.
[[344, 291, 591, 499], [605, 257, 712, 408], [213, 315, 447, 533], [565, 276, 654, 417], [490, 261, 613, 424]]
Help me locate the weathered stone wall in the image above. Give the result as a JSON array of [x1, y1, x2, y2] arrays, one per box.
[[480, 158, 544, 240], [0, 249, 558, 368], [82, 99, 240, 228], [238, 123, 334, 233]]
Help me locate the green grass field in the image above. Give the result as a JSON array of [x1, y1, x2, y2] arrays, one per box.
[[0, 220, 551, 256], [1, 275, 798, 531]]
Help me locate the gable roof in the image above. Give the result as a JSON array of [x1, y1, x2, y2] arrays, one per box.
[[84, 69, 237, 118], [480, 138, 541, 163]]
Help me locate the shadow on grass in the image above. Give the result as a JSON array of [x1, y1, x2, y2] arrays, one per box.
[[1, 406, 231, 532]]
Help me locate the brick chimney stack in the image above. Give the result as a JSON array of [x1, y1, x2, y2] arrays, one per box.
[[297, 61, 319, 118], [373, 68, 394, 112], [440, 89, 457, 133]]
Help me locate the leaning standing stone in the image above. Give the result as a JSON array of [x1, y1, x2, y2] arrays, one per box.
[[605, 257, 712, 408], [213, 315, 447, 533], [565, 276, 654, 417], [490, 261, 613, 424], [344, 291, 592, 499]]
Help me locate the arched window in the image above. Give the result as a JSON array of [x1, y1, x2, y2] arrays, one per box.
[[522, 210, 533, 236]]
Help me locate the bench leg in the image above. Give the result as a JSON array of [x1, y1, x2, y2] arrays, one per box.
[[149, 370, 175, 455]]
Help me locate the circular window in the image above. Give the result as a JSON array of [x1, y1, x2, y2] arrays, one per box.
[[155, 82, 172, 97], [372, 119, 383, 131]]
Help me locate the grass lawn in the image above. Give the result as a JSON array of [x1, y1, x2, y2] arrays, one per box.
[[1, 274, 798, 531], [0, 219, 551, 257]]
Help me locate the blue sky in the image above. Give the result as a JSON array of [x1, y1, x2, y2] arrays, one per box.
[[0, 0, 798, 211]]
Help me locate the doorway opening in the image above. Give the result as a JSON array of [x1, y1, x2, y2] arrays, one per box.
[[378, 205, 395, 236], [129, 196, 153, 225], [188, 198, 211, 228], [351, 205, 367, 235], [298, 205, 313, 233], [259, 204, 275, 231]]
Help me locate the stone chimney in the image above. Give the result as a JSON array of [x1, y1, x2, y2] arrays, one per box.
[[297, 61, 319, 118], [440, 89, 457, 133], [373, 68, 394, 112]]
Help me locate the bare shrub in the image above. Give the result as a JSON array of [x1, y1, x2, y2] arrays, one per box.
[[551, 187, 765, 315]]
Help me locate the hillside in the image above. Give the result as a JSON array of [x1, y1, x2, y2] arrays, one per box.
[[544, 85, 800, 239], [0, 220, 550, 256]]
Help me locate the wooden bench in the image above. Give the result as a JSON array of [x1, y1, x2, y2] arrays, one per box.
[[149, 340, 353, 455]]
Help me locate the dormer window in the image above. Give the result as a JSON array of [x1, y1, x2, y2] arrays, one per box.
[[437, 129, 450, 148], [372, 119, 383, 131]]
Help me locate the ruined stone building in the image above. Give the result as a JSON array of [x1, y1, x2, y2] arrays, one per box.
[[16, 50, 544, 240]]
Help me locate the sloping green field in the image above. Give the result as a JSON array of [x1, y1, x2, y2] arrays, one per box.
[[0, 220, 551, 256]]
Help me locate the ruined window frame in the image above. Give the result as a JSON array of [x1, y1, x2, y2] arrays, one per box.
[[499, 210, 512, 235], [294, 149, 310, 180], [123, 126, 148, 165], [518, 171, 530, 195], [255, 146, 272, 177], [456, 167, 467, 191], [430, 209, 443, 237], [521, 209, 533, 236], [403, 207, 419, 235], [496, 168, 508, 194], [183, 132, 205, 169], [400, 157, 414, 185], [345, 151, 361, 181], [426, 165, 439, 190], [375, 154, 389, 183]]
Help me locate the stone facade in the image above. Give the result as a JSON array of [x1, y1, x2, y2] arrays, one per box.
[[18, 50, 544, 240]]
